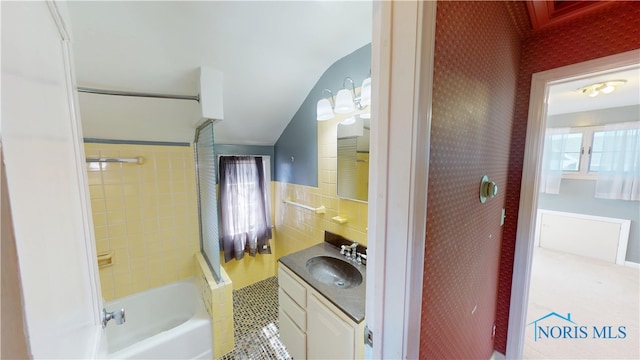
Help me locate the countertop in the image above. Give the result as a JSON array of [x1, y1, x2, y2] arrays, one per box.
[[278, 242, 366, 323]]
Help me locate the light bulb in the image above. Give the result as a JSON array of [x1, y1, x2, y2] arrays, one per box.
[[334, 89, 355, 114], [316, 99, 334, 121], [589, 89, 599, 97], [360, 77, 371, 106], [601, 84, 615, 94]]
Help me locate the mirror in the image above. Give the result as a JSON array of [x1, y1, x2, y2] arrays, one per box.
[[337, 117, 370, 202]]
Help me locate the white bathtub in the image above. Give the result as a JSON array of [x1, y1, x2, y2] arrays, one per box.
[[102, 278, 213, 359]]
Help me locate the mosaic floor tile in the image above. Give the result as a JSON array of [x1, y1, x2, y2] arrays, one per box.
[[219, 277, 292, 360]]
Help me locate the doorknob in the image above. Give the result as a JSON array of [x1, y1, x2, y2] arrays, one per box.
[[480, 175, 498, 203]]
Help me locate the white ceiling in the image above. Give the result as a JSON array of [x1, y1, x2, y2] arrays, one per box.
[[547, 66, 640, 115], [66, 1, 372, 145]]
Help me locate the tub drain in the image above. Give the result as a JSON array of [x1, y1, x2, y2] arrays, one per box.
[[336, 280, 345, 286]]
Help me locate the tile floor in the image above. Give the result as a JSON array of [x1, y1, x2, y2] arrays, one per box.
[[219, 276, 292, 360], [524, 247, 640, 359]]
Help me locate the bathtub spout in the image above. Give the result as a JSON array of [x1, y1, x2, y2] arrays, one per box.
[[102, 308, 126, 327]]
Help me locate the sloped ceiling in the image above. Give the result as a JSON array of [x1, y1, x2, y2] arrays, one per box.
[[66, 1, 372, 145]]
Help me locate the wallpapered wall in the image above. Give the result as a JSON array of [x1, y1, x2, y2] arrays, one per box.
[[420, 2, 521, 358], [495, 1, 640, 353]]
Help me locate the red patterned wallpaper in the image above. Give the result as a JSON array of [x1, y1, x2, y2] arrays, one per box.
[[495, 1, 640, 354], [420, 2, 521, 358]]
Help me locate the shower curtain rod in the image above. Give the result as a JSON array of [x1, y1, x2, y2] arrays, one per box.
[[77, 86, 200, 102]]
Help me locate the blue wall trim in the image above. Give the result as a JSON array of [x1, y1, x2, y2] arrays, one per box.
[[84, 138, 190, 147], [274, 43, 371, 186]]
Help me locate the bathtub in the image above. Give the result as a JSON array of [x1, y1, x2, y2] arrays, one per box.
[[102, 278, 213, 359]]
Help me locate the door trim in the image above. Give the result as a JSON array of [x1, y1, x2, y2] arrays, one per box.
[[505, 49, 640, 360], [53, 1, 105, 325], [367, 1, 435, 358]]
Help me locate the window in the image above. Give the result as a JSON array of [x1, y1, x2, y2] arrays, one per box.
[[546, 131, 583, 172], [590, 127, 640, 173], [218, 156, 272, 262], [545, 122, 640, 180]]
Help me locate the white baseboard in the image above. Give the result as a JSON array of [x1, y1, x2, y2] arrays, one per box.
[[491, 351, 506, 360], [625, 261, 640, 269]]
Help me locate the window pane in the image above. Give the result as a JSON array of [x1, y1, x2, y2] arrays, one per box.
[[590, 127, 640, 173], [592, 132, 604, 149], [589, 152, 602, 172], [546, 132, 582, 172], [562, 153, 580, 171], [564, 133, 582, 152], [550, 135, 563, 152]]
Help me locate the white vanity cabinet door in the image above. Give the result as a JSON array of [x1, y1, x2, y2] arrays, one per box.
[[279, 307, 307, 360], [279, 264, 308, 358], [278, 262, 364, 359], [306, 292, 355, 360], [279, 288, 306, 330], [279, 264, 307, 307]]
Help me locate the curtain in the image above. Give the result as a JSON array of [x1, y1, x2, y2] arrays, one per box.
[[594, 122, 640, 201], [219, 156, 272, 262], [539, 128, 570, 195]]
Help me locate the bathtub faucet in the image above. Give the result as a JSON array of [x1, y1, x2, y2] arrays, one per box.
[[102, 307, 126, 328]]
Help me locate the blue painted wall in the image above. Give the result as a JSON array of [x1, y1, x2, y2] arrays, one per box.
[[274, 43, 371, 186]]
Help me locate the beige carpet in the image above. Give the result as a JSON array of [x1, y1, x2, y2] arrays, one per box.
[[524, 248, 639, 359]]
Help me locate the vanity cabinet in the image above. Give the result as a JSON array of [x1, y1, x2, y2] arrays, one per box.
[[278, 263, 364, 360]]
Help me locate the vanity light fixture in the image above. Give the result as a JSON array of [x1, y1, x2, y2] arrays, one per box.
[[335, 77, 365, 114], [316, 89, 335, 121], [578, 80, 626, 98], [335, 87, 356, 114], [316, 75, 372, 121]]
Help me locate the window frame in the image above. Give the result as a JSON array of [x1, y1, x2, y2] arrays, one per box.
[[553, 122, 640, 180], [217, 155, 271, 237], [559, 126, 600, 180]]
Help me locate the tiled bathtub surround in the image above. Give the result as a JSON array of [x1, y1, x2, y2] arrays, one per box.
[[195, 253, 234, 359], [84, 142, 200, 300]]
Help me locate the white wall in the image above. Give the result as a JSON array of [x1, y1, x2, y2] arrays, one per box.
[[1, 2, 102, 357]]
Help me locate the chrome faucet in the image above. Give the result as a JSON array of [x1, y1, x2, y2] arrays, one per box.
[[340, 242, 359, 260], [340, 242, 361, 262], [348, 242, 358, 259], [102, 308, 126, 328]]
